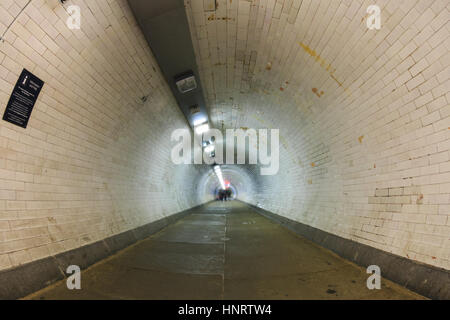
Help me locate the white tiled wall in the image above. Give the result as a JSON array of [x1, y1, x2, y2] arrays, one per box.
[[0, 0, 205, 271], [186, 0, 449, 270]]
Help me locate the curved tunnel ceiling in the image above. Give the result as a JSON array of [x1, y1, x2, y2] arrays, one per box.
[[128, 0, 450, 272]]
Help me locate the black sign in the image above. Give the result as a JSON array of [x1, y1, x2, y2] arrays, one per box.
[[2, 69, 44, 128]]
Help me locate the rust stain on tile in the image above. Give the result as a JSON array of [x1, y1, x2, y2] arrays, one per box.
[[266, 62, 272, 70], [361, 12, 369, 23], [280, 87, 284, 91], [208, 14, 233, 21], [311, 162, 315, 167], [312, 88, 324, 97], [358, 135, 364, 143], [416, 194, 424, 205]]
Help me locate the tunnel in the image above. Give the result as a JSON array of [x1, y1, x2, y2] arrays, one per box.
[[0, 0, 449, 303]]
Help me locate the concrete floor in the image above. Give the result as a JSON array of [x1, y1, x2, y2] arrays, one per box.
[[26, 201, 424, 300]]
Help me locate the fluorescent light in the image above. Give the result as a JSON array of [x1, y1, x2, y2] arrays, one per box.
[[175, 75, 197, 93], [213, 165, 226, 190], [204, 144, 215, 153], [195, 123, 209, 135], [193, 117, 207, 126]]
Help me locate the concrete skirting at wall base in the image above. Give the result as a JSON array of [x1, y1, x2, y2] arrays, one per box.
[[0, 204, 207, 300], [245, 202, 450, 300]]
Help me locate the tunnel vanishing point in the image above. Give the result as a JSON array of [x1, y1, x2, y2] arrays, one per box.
[[0, 0, 449, 301]]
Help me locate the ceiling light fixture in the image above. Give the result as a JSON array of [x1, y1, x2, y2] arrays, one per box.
[[175, 71, 197, 94], [195, 123, 209, 135], [193, 116, 207, 127]]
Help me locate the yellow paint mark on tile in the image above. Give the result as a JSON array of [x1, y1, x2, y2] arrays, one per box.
[[330, 74, 343, 87], [299, 42, 317, 57], [299, 42, 351, 94], [251, 114, 267, 125], [311, 162, 315, 167], [279, 134, 288, 150]]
